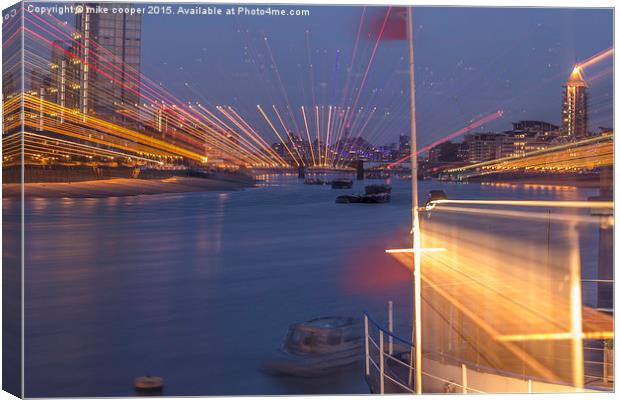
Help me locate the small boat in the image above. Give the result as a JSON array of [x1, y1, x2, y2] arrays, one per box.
[[134, 376, 164, 392], [360, 193, 391, 203], [425, 190, 448, 208], [422, 190, 448, 212], [365, 184, 392, 195], [336, 194, 362, 204], [331, 179, 353, 189], [263, 317, 363, 377]]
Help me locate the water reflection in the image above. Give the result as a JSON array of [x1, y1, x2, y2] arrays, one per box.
[[20, 177, 601, 397]]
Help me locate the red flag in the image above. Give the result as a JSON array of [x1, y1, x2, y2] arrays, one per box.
[[367, 7, 408, 41]]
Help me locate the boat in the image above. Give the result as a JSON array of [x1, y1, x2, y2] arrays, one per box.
[[331, 179, 353, 189], [425, 190, 448, 207], [336, 195, 362, 204], [263, 317, 363, 377], [360, 193, 391, 203], [365, 184, 392, 195], [134, 376, 164, 392]]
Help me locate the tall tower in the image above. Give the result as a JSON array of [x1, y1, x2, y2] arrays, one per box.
[[562, 66, 588, 139], [76, 3, 141, 125]]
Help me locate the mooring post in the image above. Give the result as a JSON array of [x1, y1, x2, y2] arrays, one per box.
[[298, 165, 306, 179], [356, 159, 364, 180]]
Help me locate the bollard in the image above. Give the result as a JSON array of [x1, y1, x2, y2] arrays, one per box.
[[461, 364, 467, 394]]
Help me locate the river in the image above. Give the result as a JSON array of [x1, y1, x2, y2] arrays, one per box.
[[8, 175, 601, 397]]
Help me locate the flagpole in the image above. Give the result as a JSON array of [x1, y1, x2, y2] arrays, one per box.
[[406, 6, 423, 394]]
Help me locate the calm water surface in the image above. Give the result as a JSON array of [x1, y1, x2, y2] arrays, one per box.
[[15, 176, 600, 397]]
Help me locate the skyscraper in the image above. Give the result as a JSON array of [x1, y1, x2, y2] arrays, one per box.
[[75, 3, 141, 125], [562, 66, 588, 139]]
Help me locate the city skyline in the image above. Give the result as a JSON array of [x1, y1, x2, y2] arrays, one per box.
[[140, 6, 613, 144], [4, 4, 613, 170]]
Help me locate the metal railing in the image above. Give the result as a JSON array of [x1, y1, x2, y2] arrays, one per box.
[[364, 312, 485, 394], [364, 312, 613, 394]]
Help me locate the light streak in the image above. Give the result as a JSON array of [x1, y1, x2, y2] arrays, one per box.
[[386, 110, 504, 168], [577, 47, 613, 70], [226, 106, 289, 166], [257, 105, 300, 166], [496, 331, 613, 342], [315, 105, 322, 166], [431, 199, 613, 209], [215, 107, 280, 166], [339, 7, 366, 107], [273, 105, 305, 166], [386, 218, 613, 385], [345, 7, 392, 128], [301, 106, 317, 167], [446, 133, 613, 174], [22, 11, 300, 168], [263, 36, 301, 134], [385, 248, 447, 253], [434, 205, 613, 226], [567, 221, 584, 389]]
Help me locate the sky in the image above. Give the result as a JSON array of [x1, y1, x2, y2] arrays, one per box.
[[142, 6, 613, 145], [49, 4, 618, 148]]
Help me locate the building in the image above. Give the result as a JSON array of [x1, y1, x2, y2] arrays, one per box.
[[499, 121, 561, 158], [399, 135, 410, 152], [462, 133, 504, 163], [562, 66, 588, 139], [49, 39, 81, 113], [512, 120, 560, 137], [428, 140, 461, 163], [75, 3, 141, 124]]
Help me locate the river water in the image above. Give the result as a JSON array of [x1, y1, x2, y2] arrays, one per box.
[[12, 175, 601, 397]]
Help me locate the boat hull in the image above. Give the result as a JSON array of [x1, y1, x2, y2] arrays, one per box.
[[264, 346, 363, 377]]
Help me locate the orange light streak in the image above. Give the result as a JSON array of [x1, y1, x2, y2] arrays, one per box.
[[301, 106, 317, 167], [273, 105, 305, 166], [257, 105, 300, 167], [432, 199, 613, 209], [577, 47, 613, 70]]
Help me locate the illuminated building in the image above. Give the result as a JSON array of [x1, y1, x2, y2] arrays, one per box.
[[50, 39, 81, 112], [499, 121, 561, 158], [462, 132, 504, 163], [76, 3, 141, 124], [562, 66, 588, 139]]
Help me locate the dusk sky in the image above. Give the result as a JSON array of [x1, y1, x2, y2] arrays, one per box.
[[27, 4, 610, 148], [139, 5, 613, 147]]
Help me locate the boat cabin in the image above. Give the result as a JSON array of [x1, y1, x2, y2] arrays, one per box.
[[283, 317, 362, 355]]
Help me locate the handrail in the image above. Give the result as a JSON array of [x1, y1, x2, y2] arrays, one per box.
[[365, 312, 478, 394], [363, 312, 613, 394]]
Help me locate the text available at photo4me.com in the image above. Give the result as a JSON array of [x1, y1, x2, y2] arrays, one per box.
[[18, 3, 311, 18]]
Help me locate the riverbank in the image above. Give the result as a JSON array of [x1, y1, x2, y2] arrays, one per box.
[[2, 176, 255, 198]]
